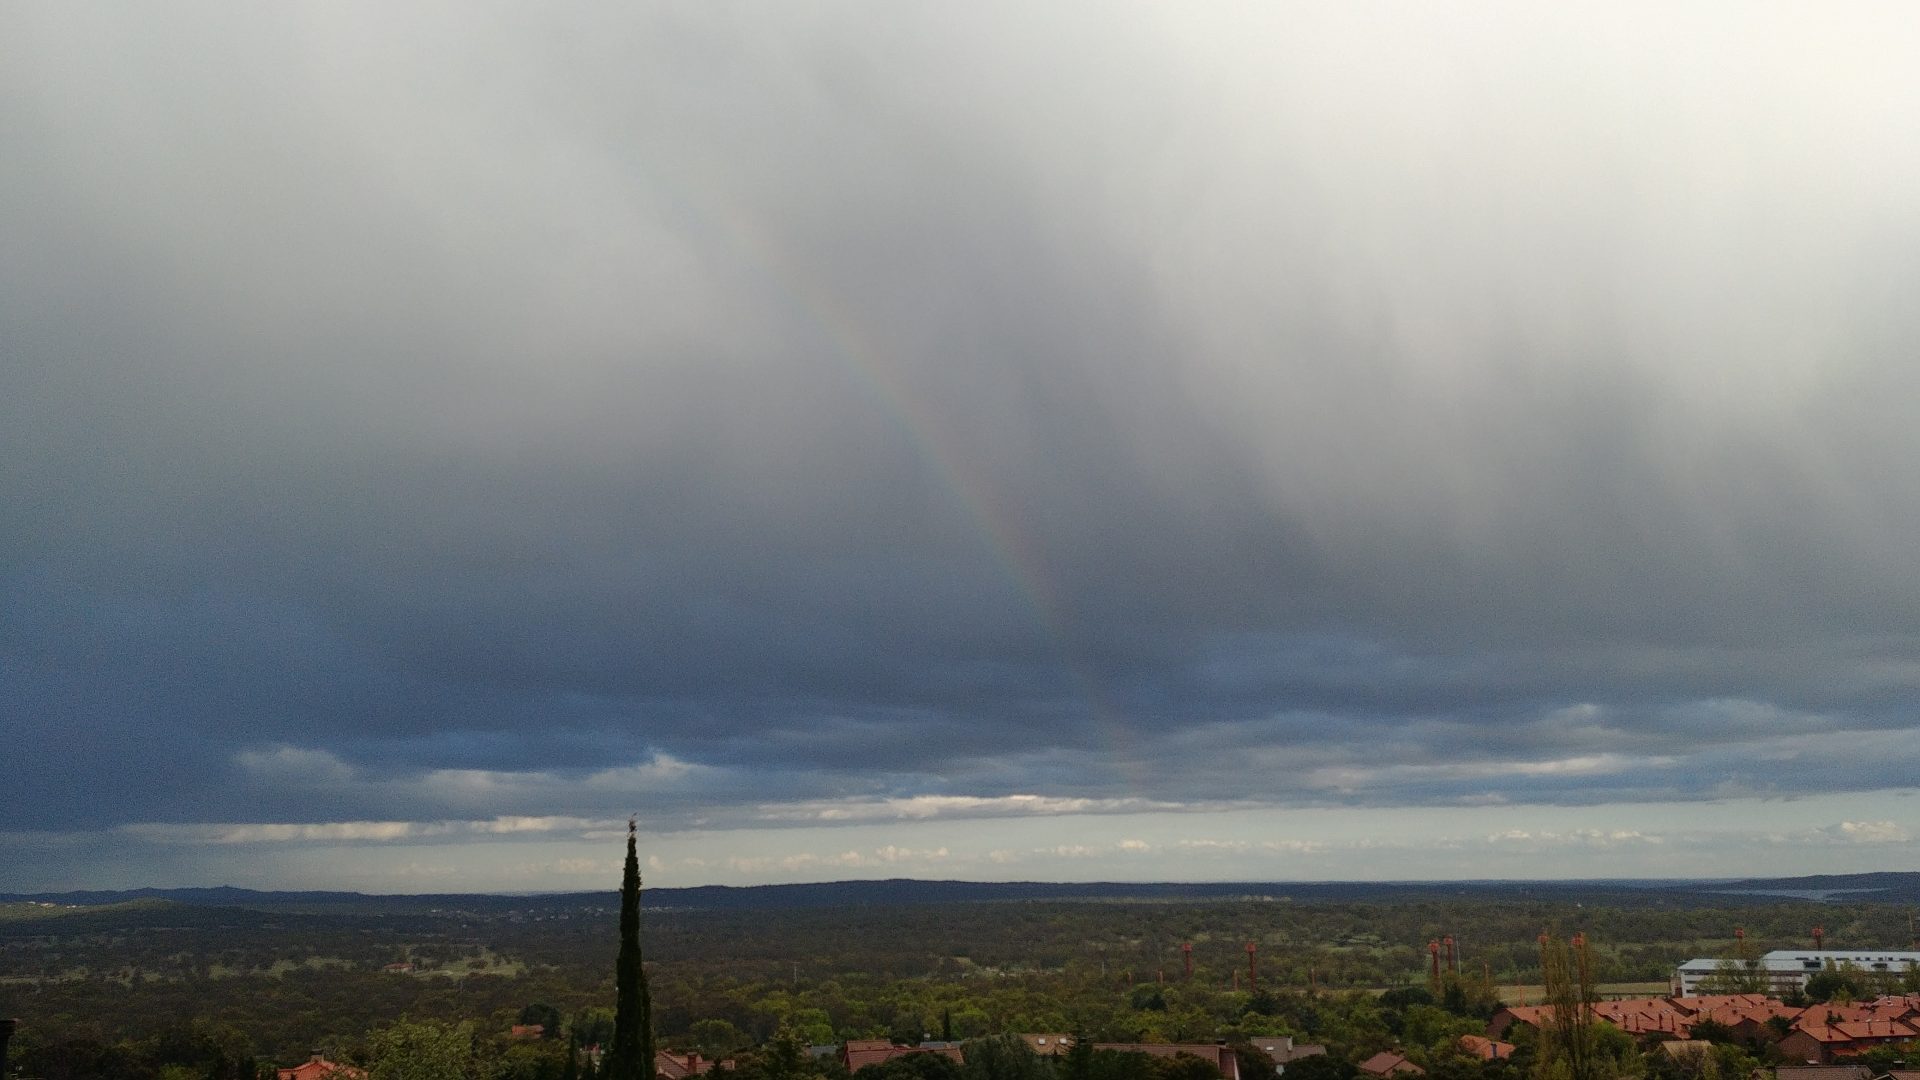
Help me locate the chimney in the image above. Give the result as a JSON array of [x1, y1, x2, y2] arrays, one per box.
[[1429, 940, 1441, 985], [2, 1018, 17, 1080], [1813, 926, 1825, 951], [1183, 942, 1193, 979], [1247, 942, 1259, 991], [1445, 935, 1457, 974], [310, 1051, 325, 1065]]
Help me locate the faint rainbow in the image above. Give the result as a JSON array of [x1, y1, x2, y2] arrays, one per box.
[[680, 196, 1142, 784]]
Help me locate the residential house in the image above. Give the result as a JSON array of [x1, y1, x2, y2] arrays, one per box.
[[1250, 1037, 1327, 1075], [277, 1054, 365, 1080], [842, 1040, 965, 1073], [1458, 1036, 1515, 1061], [1096, 1043, 1241, 1080], [656, 1051, 733, 1078], [1768, 1066, 1874, 1080], [1358, 1051, 1424, 1077], [1778, 1020, 1920, 1065]]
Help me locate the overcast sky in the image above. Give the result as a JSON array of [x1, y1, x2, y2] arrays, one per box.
[[6, 3, 1920, 893]]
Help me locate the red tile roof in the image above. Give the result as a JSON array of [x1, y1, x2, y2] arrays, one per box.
[[1458, 1036, 1514, 1061], [1359, 1052, 1424, 1077], [276, 1059, 364, 1080], [1095, 1044, 1240, 1080], [842, 1042, 963, 1073]]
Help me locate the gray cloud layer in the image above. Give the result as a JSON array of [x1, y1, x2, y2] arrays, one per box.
[[5, 4, 1920, 860]]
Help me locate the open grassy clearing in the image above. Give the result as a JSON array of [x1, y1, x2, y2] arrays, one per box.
[[1496, 981, 1674, 1004]]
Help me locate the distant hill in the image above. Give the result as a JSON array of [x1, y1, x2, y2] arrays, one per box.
[[9, 873, 1918, 914], [1708, 871, 1920, 902], [0, 874, 1835, 913]]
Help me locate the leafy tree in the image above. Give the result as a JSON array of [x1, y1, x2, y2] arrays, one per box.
[[573, 1011, 617, 1051], [1708, 1044, 1756, 1080], [1803, 966, 1863, 1005], [731, 1028, 834, 1080], [960, 1035, 1052, 1080], [1684, 1022, 1735, 1047], [890, 1007, 935, 1046], [607, 821, 655, 1080], [1399, 1005, 1479, 1051], [1087, 1050, 1161, 1080], [499, 1041, 570, 1080], [1420, 1049, 1491, 1080], [865, 1053, 966, 1080], [689, 1021, 747, 1061], [1063, 1034, 1095, 1080], [948, 1011, 993, 1043], [367, 1020, 481, 1080], [785, 1011, 838, 1049], [1378, 989, 1435, 1012], [1642, 1042, 1748, 1080], [1533, 935, 1602, 1080], [1130, 988, 1169, 1013], [1698, 961, 1769, 996], [521, 1006, 565, 1040], [1277, 1056, 1356, 1080], [1225, 1041, 1275, 1080]]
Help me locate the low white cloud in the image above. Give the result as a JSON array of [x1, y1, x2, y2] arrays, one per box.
[[124, 820, 433, 845], [1179, 838, 1252, 852], [873, 844, 949, 863], [233, 745, 357, 783], [1824, 820, 1911, 844], [584, 755, 706, 788], [1484, 828, 1663, 847], [1306, 753, 1669, 794], [119, 815, 619, 846], [756, 794, 1191, 823], [477, 815, 611, 834], [723, 845, 952, 875], [1177, 838, 1334, 855]]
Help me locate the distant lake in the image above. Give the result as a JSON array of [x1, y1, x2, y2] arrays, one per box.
[[1710, 887, 1888, 902]]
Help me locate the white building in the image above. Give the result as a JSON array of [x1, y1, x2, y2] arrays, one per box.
[[1673, 950, 1920, 995]]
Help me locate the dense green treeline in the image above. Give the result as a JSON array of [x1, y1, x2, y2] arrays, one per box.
[[4, 895, 1914, 1074]]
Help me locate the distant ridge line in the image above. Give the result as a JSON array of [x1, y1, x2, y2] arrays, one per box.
[[6, 872, 1918, 911]]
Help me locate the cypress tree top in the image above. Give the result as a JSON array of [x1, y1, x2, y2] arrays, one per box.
[[608, 818, 654, 1080]]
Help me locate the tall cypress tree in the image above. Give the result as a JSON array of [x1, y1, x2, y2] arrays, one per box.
[[608, 818, 654, 1080]]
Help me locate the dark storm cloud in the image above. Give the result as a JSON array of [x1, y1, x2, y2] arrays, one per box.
[[6, 2, 1920, 848]]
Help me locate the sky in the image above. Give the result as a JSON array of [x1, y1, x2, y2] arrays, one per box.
[[5, 3, 1920, 893]]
